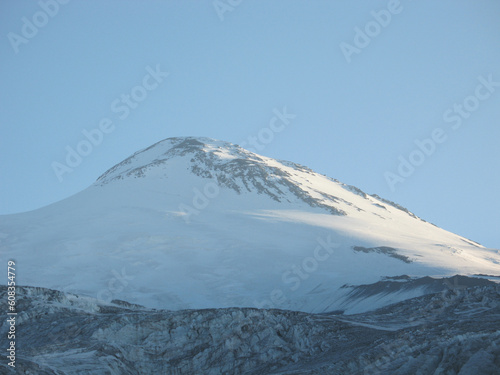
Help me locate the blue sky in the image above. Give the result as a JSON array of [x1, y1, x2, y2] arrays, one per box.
[[1, 0, 499, 248]]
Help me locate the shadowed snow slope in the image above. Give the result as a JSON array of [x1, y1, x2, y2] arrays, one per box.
[[1, 137, 499, 313]]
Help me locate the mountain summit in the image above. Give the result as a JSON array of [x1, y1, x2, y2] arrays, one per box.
[[1, 137, 499, 313], [96, 136, 364, 215]]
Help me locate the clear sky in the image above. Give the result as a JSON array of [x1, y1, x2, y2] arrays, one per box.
[[1, 0, 499, 248]]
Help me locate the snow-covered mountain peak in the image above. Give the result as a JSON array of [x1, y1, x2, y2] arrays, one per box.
[[92, 136, 477, 223], [2, 137, 498, 314], [95, 136, 350, 214], [96, 137, 249, 183]]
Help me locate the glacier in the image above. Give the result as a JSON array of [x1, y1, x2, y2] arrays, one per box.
[[1, 136, 498, 313], [1, 136, 500, 373]]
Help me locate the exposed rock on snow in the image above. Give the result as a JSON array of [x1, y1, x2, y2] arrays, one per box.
[[97, 137, 348, 215], [352, 246, 413, 263], [1, 137, 499, 314]]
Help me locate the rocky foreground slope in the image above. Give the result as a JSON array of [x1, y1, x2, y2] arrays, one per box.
[[1, 277, 499, 374]]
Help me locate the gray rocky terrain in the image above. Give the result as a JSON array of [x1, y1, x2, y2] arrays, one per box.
[[1, 276, 499, 374]]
